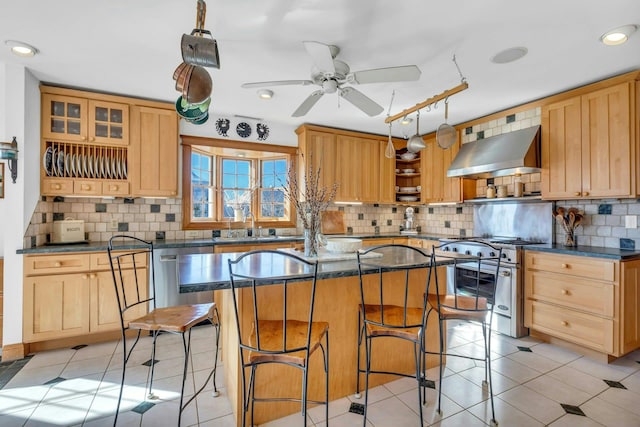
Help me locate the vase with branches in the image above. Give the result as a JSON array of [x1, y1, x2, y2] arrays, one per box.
[[282, 154, 338, 257]]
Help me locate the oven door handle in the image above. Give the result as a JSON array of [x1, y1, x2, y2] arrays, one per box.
[[499, 270, 511, 277]]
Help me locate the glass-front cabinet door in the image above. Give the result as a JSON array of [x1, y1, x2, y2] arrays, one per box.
[[42, 94, 88, 142], [89, 100, 129, 145]]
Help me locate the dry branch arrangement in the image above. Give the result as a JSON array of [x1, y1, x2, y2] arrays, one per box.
[[553, 206, 584, 246], [281, 154, 338, 256]]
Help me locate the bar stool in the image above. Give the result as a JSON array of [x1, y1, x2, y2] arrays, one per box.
[[228, 249, 329, 427], [108, 235, 220, 427], [427, 240, 502, 426], [354, 244, 431, 426]]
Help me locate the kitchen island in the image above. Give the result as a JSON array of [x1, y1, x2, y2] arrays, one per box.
[[178, 249, 451, 425]]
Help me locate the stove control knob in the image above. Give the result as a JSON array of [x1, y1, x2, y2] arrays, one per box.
[[489, 251, 496, 257], [443, 247, 450, 252], [501, 253, 507, 258], [465, 250, 471, 255], [477, 252, 483, 257], [452, 247, 458, 252]]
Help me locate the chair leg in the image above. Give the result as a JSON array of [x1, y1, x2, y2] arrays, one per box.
[[354, 312, 363, 399], [485, 324, 498, 426], [414, 341, 424, 425], [147, 330, 160, 400], [325, 330, 330, 427], [249, 364, 257, 427], [362, 334, 371, 427], [212, 307, 221, 397], [177, 329, 193, 427], [302, 364, 309, 427], [437, 316, 444, 415]]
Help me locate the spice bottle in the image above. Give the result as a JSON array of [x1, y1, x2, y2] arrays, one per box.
[[514, 174, 524, 197]]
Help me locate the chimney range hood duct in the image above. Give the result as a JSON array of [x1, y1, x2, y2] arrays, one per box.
[[447, 125, 541, 179]]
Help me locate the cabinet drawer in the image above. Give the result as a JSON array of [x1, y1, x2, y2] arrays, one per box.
[[25, 253, 91, 276], [74, 180, 101, 196], [41, 178, 74, 195], [526, 270, 614, 316], [526, 251, 616, 282], [102, 181, 129, 196], [528, 300, 613, 353], [91, 251, 147, 271]]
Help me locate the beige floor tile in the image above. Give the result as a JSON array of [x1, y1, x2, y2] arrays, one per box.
[[140, 398, 199, 427], [528, 342, 582, 364], [23, 394, 95, 426], [196, 413, 236, 427], [307, 396, 351, 424], [468, 396, 544, 426], [4, 363, 67, 389], [439, 374, 486, 409], [491, 356, 540, 384], [21, 348, 75, 370], [547, 414, 605, 427], [0, 384, 47, 415], [457, 365, 519, 394], [581, 396, 640, 427], [70, 340, 118, 361], [0, 407, 36, 426], [567, 356, 639, 382], [622, 369, 640, 394], [498, 385, 566, 424], [80, 409, 141, 427], [524, 374, 593, 406], [39, 374, 103, 405], [349, 384, 393, 405], [596, 387, 640, 417], [395, 384, 465, 424], [318, 411, 373, 427], [429, 409, 487, 427], [506, 349, 562, 374], [546, 365, 609, 396], [61, 355, 112, 379], [193, 390, 233, 424], [258, 410, 315, 426], [365, 395, 421, 426]]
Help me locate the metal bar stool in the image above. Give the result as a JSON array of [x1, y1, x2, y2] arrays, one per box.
[[354, 244, 432, 426], [228, 249, 329, 427], [108, 235, 220, 427], [427, 240, 503, 427]]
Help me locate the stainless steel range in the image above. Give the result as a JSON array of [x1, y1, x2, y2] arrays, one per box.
[[440, 202, 553, 338]]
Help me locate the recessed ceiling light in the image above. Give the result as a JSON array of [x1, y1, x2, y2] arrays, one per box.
[[257, 89, 274, 99], [490, 47, 528, 64], [5, 40, 38, 57], [600, 24, 637, 45], [400, 116, 413, 125]]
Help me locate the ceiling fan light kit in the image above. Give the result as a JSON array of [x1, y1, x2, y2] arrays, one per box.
[[241, 40, 421, 117], [257, 89, 273, 99]]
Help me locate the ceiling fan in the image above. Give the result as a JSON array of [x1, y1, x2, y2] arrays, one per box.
[[241, 41, 422, 117]]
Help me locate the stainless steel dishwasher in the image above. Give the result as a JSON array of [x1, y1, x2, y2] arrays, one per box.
[[153, 246, 213, 308]]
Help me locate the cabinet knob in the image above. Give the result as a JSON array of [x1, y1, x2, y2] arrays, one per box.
[[90, 137, 95, 142], [90, 274, 96, 279], [111, 185, 118, 191], [561, 263, 568, 268], [82, 184, 90, 190], [82, 274, 88, 279], [54, 184, 61, 190], [54, 262, 61, 267], [561, 289, 568, 295], [82, 136, 87, 141], [575, 192, 581, 196], [583, 192, 589, 196], [560, 321, 568, 327]]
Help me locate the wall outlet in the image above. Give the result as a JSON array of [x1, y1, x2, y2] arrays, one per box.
[[625, 215, 637, 229], [185, 230, 199, 238], [110, 218, 118, 229]]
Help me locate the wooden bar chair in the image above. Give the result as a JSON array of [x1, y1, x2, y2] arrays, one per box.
[[227, 249, 329, 427], [354, 244, 432, 426], [108, 235, 220, 427], [427, 240, 503, 427]]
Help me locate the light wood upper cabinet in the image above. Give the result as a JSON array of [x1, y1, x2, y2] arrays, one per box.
[[421, 133, 468, 203], [542, 81, 634, 199], [296, 128, 337, 191], [379, 140, 396, 204], [129, 106, 179, 197], [40, 86, 177, 198]]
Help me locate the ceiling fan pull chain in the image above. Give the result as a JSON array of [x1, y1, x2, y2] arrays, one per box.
[[452, 54, 467, 83]]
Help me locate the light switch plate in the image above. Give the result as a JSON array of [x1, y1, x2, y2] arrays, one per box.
[[625, 215, 637, 229]]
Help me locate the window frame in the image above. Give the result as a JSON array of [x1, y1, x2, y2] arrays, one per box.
[[181, 135, 297, 230]]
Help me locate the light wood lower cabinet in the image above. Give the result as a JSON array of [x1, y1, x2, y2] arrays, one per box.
[[525, 251, 640, 357], [23, 251, 147, 343]]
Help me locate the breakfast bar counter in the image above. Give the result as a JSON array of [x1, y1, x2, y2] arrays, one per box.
[[178, 250, 450, 425]]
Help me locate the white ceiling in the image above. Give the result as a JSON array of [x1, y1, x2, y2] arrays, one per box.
[[1, 0, 639, 139]]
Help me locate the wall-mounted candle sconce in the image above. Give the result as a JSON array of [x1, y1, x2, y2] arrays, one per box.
[[0, 137, 18, 183]]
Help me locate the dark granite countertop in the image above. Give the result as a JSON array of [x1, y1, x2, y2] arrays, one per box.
[[17, 232, 452, 254], [523, 244, 640, 260], [178, 248, 455, 293]]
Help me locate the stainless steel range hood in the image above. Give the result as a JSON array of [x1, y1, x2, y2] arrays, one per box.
[[447, 125, 541, 179]]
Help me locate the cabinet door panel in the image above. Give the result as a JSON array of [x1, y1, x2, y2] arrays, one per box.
[[379, 141, 396, 204], [41, 94, 88, 142], [24, 275, 90, 342], [542, 96, 583, 199], [130, 106, 179, 197], [90, 269, 147, 332], [581, 82, 632, 198], [88, 100, 129, 145]]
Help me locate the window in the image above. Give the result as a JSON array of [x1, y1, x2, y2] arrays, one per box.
[[181, 136, 297, 230]]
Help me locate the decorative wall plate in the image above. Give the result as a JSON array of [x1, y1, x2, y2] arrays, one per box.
[[215, 118, 230, 137], [257, 123, 270, 141]]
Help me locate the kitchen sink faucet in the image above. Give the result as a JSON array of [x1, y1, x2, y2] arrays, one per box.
[[244, 211, 256, 237]]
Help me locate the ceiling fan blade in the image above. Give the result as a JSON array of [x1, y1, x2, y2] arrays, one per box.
[[339, 87, 384, 116], [292, 90, 324, 117], [241, 80, 314, 89], [303, 41, 336, 75], [348, 65, 421, 84]]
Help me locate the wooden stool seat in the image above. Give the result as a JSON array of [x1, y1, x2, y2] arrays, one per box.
[[427, 294, 488, 322], [129, 303, 215, 332], [248, 319, 329, 365], [360, 304, 423, 339]]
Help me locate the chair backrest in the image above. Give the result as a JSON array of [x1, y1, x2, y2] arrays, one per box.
[[227, 249, 319, 356], [108, 235, 155, 330], [357, 244, 431, 330], [431, 240, 503, 314]]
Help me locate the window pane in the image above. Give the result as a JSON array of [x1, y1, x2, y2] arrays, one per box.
[[237, 161, 250, 174], [262, 175, 274, 188], [222, 159, 236, 173], [275, 159, 287, 173], [263, 161, 274, 175]]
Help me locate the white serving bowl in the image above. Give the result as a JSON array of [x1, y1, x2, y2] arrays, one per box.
[[399, 152, 417, 160], [318, 236, 363, 253]]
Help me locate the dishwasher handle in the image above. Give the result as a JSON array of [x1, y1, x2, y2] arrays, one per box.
[[159, 254, 178, 262]]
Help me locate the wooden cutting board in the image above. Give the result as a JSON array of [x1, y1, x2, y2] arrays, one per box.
[[321, 211, 346, 234]]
